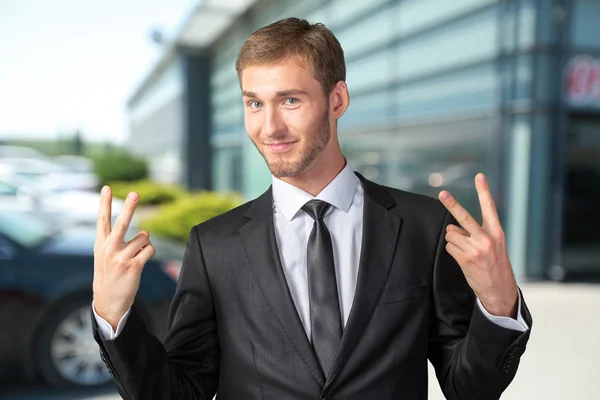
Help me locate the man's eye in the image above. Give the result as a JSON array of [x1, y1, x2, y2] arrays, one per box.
[[248, 101, 261, 108], [285, 98, 299, 105]]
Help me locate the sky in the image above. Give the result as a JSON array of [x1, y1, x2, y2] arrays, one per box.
[[0, 0, 197, 144]]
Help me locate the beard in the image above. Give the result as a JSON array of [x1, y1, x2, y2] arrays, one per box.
[[254, 111, 331, 178]]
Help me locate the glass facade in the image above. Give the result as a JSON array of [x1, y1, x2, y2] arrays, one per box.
[[209, 22, 248, 194], [561, 116, 600, 275], [129, 0, 600, 280], [572, 0, 600, 49], [205, 0, 531, 274], [556, 0, 600, 279], [208, 0, 504, 200], [129, 56, 185, 183]]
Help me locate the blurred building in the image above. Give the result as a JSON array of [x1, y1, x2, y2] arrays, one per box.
[[127, 0, 600, 281]]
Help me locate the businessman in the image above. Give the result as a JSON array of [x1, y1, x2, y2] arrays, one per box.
[[92, 18, 532, 399]]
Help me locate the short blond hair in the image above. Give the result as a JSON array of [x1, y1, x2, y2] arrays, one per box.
[[235, 17, 346, 95]]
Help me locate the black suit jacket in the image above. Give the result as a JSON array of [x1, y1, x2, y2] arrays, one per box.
[[93, 173, 532, 399]]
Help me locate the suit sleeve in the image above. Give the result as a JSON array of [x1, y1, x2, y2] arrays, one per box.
[[92, 225, 220, 400], [427, 210, 532, 400]]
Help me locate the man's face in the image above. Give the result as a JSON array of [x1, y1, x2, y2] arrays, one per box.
[[241, 58, 331, 178]]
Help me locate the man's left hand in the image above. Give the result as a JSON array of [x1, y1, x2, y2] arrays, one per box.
[[438, 173, 518, 318]]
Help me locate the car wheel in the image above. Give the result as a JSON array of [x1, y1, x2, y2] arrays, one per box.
[[36, 296, 111, 387]]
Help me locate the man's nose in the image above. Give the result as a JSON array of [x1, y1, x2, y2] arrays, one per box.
[[262, 105, 285, 137]]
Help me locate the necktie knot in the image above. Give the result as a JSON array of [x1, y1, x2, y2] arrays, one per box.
[[302, 199, 331, 221]]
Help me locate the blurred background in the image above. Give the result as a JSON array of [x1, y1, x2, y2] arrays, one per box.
[[0, 0, 599, 398]]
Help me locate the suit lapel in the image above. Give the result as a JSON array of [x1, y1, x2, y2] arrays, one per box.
[[324, 173, 403, 391], [239, 187, 326, 386]]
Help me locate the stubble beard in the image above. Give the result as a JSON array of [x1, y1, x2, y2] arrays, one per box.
[[256, 112, 331, 179]]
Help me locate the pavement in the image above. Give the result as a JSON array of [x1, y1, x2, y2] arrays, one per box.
[[429, 281, 600, 399], [2, 282, 599, 400]]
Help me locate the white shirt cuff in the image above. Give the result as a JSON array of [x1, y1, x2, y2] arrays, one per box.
[[476, 290, 529, 332], [92, 301, 131, 340]]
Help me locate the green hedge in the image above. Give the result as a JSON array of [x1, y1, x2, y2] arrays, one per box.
[[93, 151, 148, 184], [140, 191, 243, 244], [109, 180, 187, 206]]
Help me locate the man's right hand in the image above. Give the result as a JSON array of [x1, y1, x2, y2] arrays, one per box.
[[93, 186, 156, 331]]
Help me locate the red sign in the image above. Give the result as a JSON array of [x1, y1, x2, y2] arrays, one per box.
[[565, 56, 600, 107]]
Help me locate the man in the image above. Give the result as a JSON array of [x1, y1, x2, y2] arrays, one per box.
[[92, 18, 532, 399]]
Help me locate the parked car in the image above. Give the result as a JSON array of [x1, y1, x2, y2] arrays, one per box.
[[0, 157, 99, 192], [0, 211, 183, 388], [0, 145, 48, 160], [0, 165, 127, 229]]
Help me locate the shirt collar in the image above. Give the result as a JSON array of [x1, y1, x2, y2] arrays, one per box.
[[271, 161, 361, 221]]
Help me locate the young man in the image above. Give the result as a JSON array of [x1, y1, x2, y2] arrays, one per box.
[[93, 18, 532, 400]]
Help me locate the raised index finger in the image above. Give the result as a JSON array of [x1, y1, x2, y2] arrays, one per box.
[[96, 185, 112, 241], [439, 190, 483, 238], [110, 192, 139, 244]]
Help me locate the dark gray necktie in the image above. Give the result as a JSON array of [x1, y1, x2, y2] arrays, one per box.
[[301, 199, 342, 377]]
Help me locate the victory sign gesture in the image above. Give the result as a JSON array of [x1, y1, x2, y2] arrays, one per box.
[[93, 186, 156, 331], [439, 173, 519, 318]]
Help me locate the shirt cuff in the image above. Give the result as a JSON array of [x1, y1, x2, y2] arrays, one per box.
[[92, 301, 131, 340], [476, 290, 529, 332]]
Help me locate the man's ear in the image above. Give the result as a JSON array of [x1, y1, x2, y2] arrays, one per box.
[[330, 81, 350, 121]]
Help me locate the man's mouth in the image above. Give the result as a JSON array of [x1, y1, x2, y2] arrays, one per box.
[[265, 141, 298, 153]]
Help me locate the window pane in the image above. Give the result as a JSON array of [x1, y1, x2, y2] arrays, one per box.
[[396, 63, 498, 117], [561, 115, 600, 274], [335, 6, 393, 59], [395, 8, 498, 81], [306, 7, 330, 25], [393, 0, 497, 37], [343, 117, 492, 218], [251, 0, 325, 27], [572, 0, 600, 50], [130, 58, 183, 125], [212, 81, 241, 110], [213, 147, 243, 192], [346, 51, 394, 92], [212, 104, 244, 133], [212, 62, 238, 90], [514, 54, 533, 100], [518, 0, 537, 49], [329, 0, 391, 26], [341, 90, 394, 127]]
